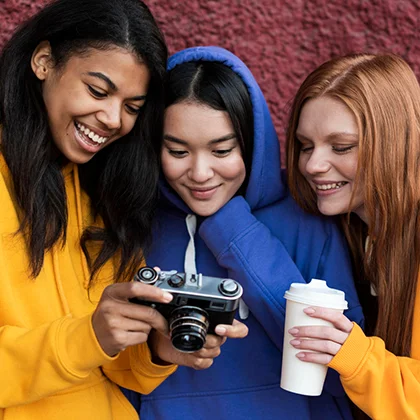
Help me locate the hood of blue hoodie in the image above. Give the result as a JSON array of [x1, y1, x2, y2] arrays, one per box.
[[160, 46, 285, 214]]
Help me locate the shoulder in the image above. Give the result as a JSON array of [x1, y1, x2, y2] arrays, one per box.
[[255, 193, 339, 236]]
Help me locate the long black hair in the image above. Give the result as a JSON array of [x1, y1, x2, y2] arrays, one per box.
[[165, 61, 254, 189], [0, 0, 168, 282]]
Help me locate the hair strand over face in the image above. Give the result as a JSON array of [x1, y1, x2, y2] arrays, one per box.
[[286, 53, 420, 358], [0, 0, 168, 283]]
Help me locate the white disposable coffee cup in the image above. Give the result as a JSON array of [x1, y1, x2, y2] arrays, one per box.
[[280, 279, 348, 396]]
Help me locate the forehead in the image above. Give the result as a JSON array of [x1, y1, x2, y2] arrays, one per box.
[[164, 102, 234, 142], [297, 96, 358, 137], [57, 47, 150, 92]]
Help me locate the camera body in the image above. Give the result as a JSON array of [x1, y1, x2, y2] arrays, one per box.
[[130, 267, 243, 352]]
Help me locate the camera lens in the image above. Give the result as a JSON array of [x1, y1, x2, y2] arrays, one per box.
[[169, 306, 210, 352], [135, 267, 158, 284]]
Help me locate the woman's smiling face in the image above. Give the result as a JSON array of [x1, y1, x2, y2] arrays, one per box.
[[297, 96, 366, 222], [32, 43, 150, 164], [161, 101, 246, 216]]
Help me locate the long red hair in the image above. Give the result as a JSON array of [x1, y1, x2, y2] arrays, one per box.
[[286, 54, 420, 357]]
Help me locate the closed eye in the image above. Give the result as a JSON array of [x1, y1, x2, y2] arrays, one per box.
[[125, 104, 142, 115], [88, 85, 107, 98], [300, 145, 313, 153], [213, 148, 235, 157], [168, 149, 188, 158], [332, 145, 356, 153]]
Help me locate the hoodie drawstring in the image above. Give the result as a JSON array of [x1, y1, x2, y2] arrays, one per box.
[[184, 214, 197, 274], [183, 214, 249, 320]]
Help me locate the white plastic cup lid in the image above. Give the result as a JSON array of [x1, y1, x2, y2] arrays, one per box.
[[284, 279, 348, 310]]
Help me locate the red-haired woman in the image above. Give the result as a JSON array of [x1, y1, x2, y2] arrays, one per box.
[[286, 53, 420, 419]]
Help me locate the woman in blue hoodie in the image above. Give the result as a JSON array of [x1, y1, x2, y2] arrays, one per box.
[[135, 47, 364, 419]]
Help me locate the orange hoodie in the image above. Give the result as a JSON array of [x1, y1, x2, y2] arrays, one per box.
[[0, 155, 176, 419], [328, 273, 420, 419]]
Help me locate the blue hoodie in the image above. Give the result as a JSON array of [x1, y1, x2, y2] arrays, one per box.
[[130, 47, 364, 419]]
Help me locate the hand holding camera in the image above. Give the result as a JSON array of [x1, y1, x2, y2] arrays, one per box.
[[92, 281, 173, 357], [148, 318, 247, 369], [131, 267, 247, 352]]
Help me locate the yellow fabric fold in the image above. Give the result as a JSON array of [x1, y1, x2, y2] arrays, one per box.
[[0, 154, 174, 419], [328, 281, 420, 420]]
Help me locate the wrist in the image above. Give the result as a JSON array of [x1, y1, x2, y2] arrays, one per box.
[[148, 330, 173, 366]]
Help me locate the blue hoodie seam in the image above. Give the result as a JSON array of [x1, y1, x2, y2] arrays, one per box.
[[213, 219, 260, 259], [315, 225, 332, 279], [229, 241, 286, 315], [216, 222, 286, 314], [141, 382, 281, 401]]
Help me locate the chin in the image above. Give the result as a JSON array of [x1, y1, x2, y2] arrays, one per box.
[[63, 149, 96, 165], [66, 156, 94, 165], [191, 204, 222, 217], [193, 208, 216, 217], [317, 206, 345, 217]]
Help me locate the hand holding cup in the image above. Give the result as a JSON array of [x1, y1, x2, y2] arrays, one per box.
[[289, 306, 353, 364], [280, 279, 348, 396]]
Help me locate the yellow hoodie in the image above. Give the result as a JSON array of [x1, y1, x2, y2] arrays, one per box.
[[328, 273, 420, 419], [0, 155, 176, 419]]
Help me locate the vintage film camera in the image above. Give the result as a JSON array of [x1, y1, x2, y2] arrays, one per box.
[[130, 267, 243, 352]]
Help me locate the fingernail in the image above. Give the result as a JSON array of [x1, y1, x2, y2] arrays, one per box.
[[163, 292, 173, 302], [304, 307, 315, 315], [215, 326, 227, 335], [290, 339, 300, 346], [296, 353, 305, 359], [288, 328, 299, 335]]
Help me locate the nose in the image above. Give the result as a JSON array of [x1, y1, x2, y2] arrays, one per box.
[[96, 100, 122, 130], [303, 148, 331, 175], [188, 155, 214, 183]]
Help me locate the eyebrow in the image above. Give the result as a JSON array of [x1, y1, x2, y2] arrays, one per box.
[[296, 132, 358, 141], [85, 72, 147, 101], [163, 133, 237, 145]]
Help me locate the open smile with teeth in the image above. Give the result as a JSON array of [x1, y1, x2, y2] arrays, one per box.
[[75, 122, 109, 144], [316, 181, 348, 190]]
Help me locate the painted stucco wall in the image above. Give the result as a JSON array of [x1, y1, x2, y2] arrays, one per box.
[[1, 0, 420, 160]]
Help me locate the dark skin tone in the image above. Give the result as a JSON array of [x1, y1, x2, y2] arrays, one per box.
[[92, 280, 248, 367], [30, 41, 249, 368]]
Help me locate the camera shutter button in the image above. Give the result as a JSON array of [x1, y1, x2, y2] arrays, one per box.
[[168, 274, 185, 288], [219, 279, 239, 296]]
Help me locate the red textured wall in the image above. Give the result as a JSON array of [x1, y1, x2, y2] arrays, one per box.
[[2, 0, 420, 161]]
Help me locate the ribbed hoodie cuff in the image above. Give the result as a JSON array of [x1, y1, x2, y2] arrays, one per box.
[[199, 196, 254, 258], [57, 313, 117, 379], [328, 322, 373, 379], [130, 343, 177, 378]]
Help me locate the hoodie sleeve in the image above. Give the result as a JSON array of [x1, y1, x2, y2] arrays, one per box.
[[0, 312, 176, 408], [102, 343, 177, 394], [199, 196, 363, 349], [328, 323, 420, 419], [0, 313, 117, 407], [200, 196, 363, 399]]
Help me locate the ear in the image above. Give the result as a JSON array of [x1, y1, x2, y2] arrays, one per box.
[[31, 41, 53, 81]]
